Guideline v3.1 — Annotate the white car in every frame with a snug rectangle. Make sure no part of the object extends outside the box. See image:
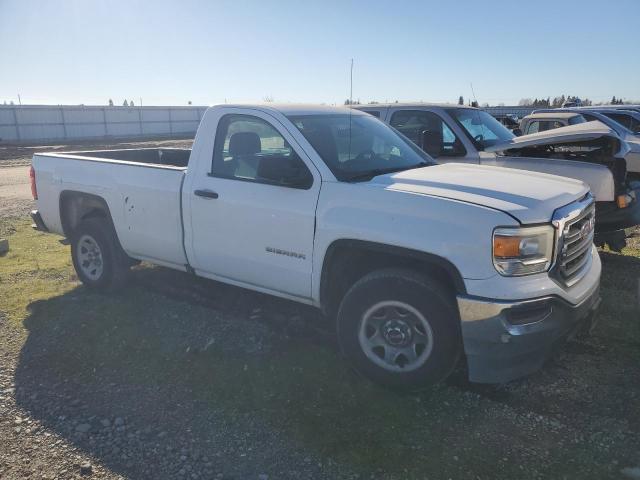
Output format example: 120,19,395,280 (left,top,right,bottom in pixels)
30,104,601,389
